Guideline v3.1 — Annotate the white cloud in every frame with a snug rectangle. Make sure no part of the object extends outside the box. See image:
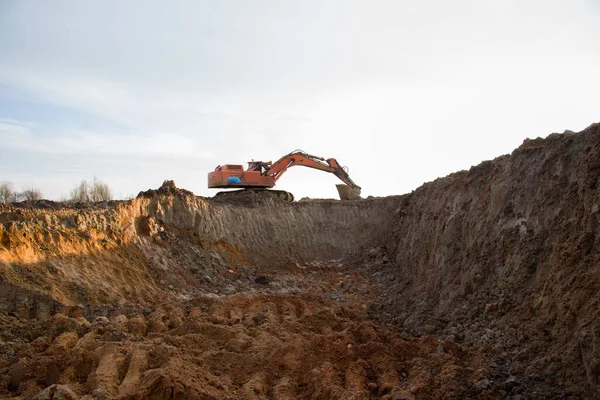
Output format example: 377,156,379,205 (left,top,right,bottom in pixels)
0,118,35,135
0,118,212,158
